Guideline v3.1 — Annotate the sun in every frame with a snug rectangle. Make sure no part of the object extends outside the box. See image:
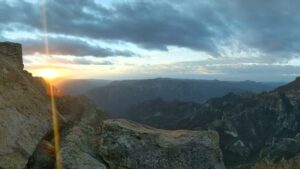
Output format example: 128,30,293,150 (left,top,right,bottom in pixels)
36,69,60,81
